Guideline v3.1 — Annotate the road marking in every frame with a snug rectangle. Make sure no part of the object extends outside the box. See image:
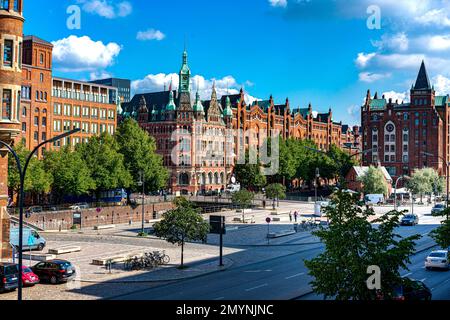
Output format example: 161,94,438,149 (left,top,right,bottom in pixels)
214,297,224,300
285,273,305,280
245,283,268,292
244,270,272,273
420,278,427,282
